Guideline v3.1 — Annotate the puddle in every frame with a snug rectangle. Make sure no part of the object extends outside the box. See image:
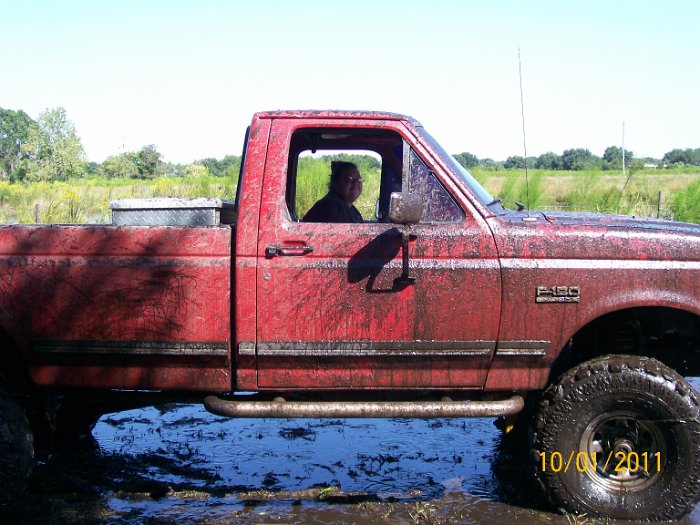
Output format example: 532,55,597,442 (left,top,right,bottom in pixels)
7,387,700,524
